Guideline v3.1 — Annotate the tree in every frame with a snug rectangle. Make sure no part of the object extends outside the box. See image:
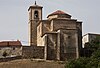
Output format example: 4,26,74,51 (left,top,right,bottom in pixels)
86,58,100,68
65,37,100,68
83,37,100,57
65,57,90,68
